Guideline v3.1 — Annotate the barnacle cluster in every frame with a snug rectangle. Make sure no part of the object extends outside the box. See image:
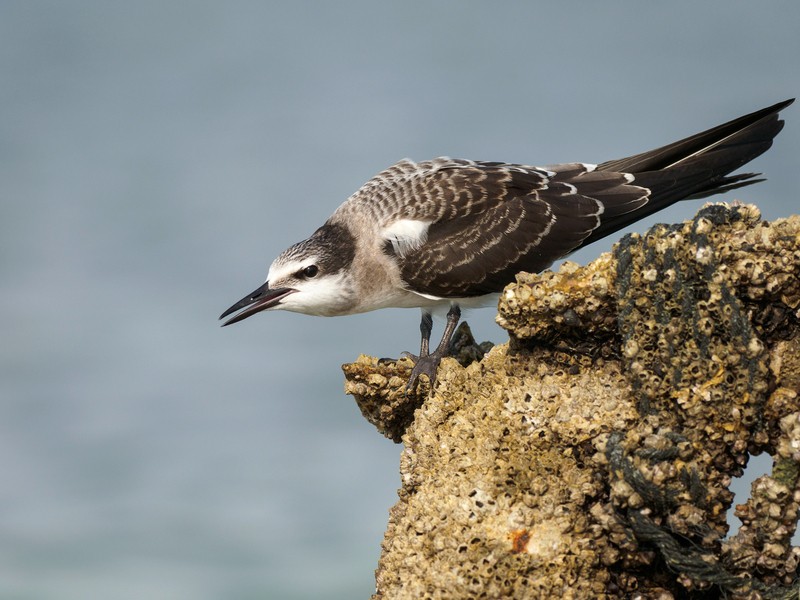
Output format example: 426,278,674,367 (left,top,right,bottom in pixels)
343,322,492,442
496,254,618,347
342,204,800,599
342,354,425,442
375,345,637,598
